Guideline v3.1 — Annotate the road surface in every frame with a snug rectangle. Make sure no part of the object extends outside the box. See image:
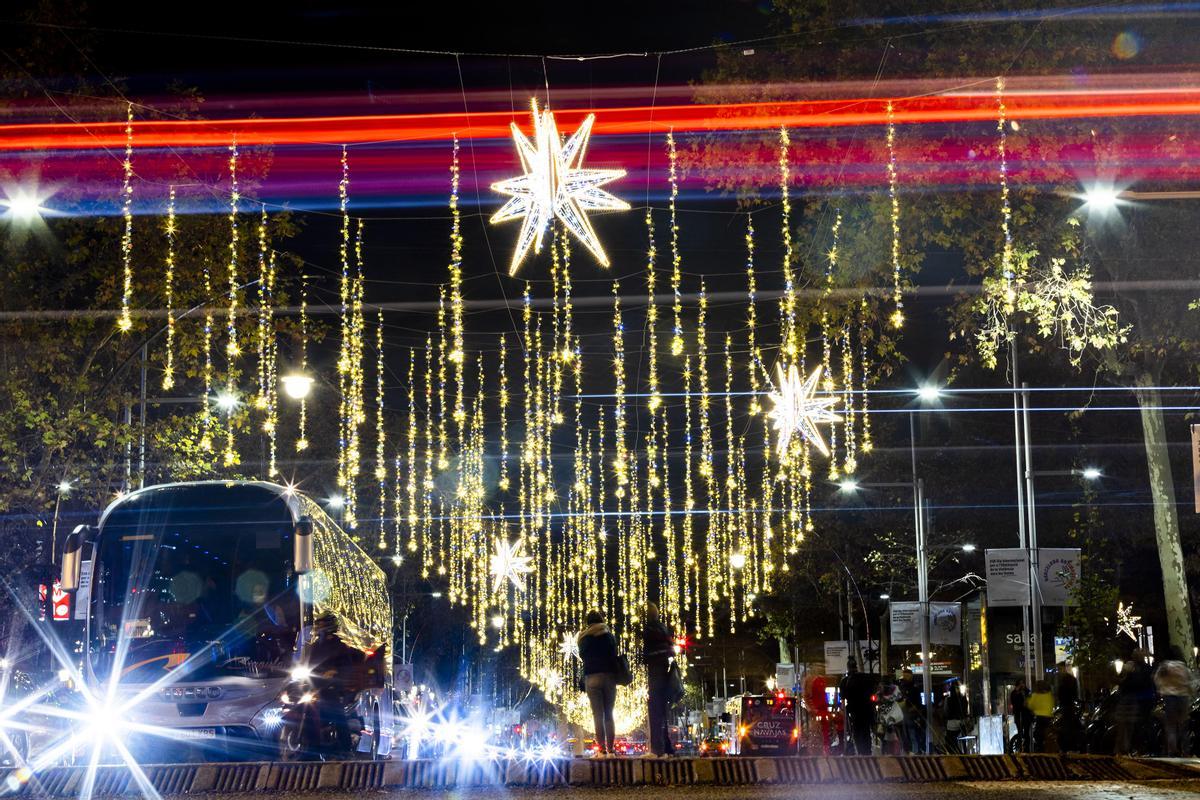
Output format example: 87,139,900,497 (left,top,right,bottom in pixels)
227,781,1200,800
